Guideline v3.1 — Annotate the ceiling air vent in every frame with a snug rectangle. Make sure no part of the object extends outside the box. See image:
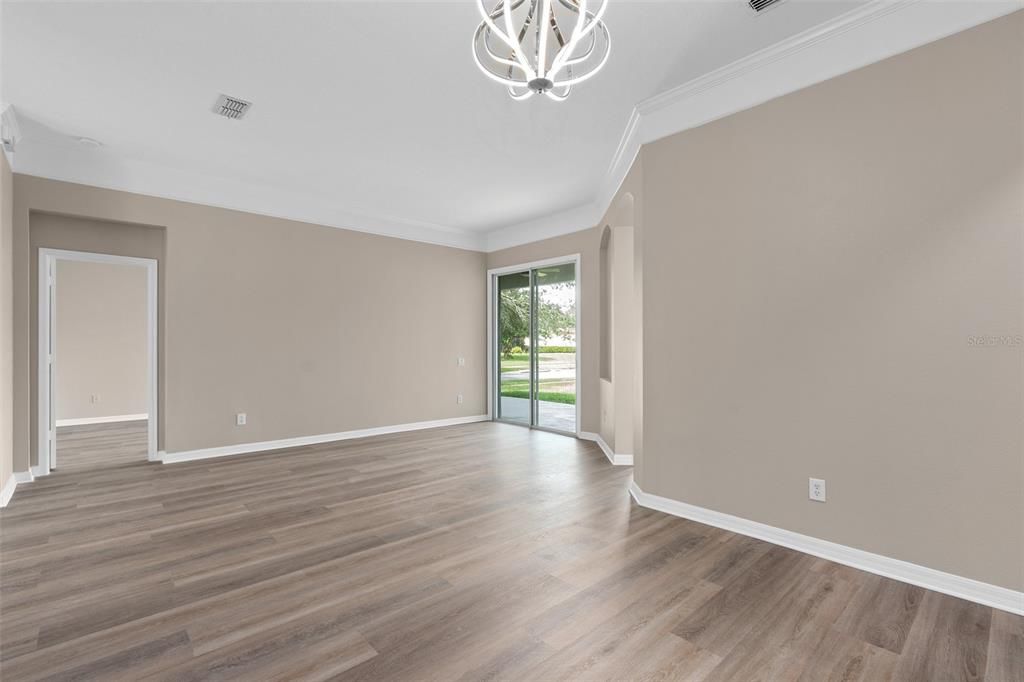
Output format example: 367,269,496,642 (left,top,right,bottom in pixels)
748,0,785,13
212,94,252,120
